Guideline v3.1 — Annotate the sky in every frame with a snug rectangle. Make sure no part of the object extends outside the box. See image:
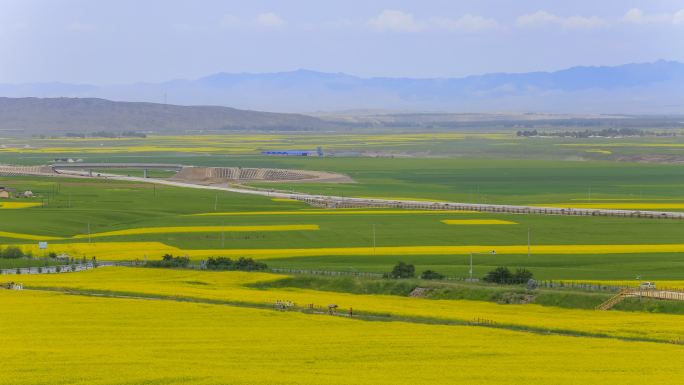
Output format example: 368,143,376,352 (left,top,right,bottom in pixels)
0,0,683,84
